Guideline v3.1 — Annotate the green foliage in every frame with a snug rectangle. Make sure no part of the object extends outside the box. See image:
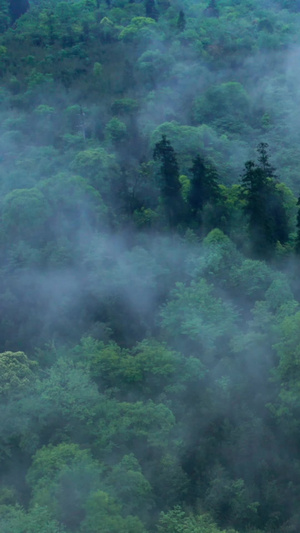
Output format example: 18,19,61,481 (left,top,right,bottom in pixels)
188,155,220,217
1,1,300,532
118,16,157,42
273,311,300,384
27,443,102,528
177,10,186,32
80,490,147,533
0,0,10,33
137,49,172,84
157,506,237,532
241,144,289,256
84,336,202,397
0,505,65,533
71,147,118,194
295,196,300,253
111,98,139,115
105,117,127,143
145,0,158,21
160,279,237,354
92,61,103,77
229,259,274,299
106,454,153,516
153,135,184,225
0,351,36,399
1,188,50,243
193,82,250,133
